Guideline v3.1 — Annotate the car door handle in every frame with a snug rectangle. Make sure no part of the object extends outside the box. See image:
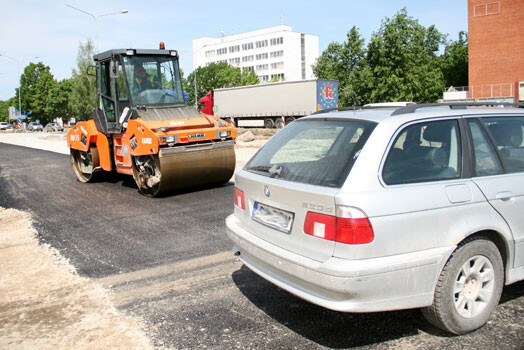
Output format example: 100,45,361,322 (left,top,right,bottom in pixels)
495,191,514,201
